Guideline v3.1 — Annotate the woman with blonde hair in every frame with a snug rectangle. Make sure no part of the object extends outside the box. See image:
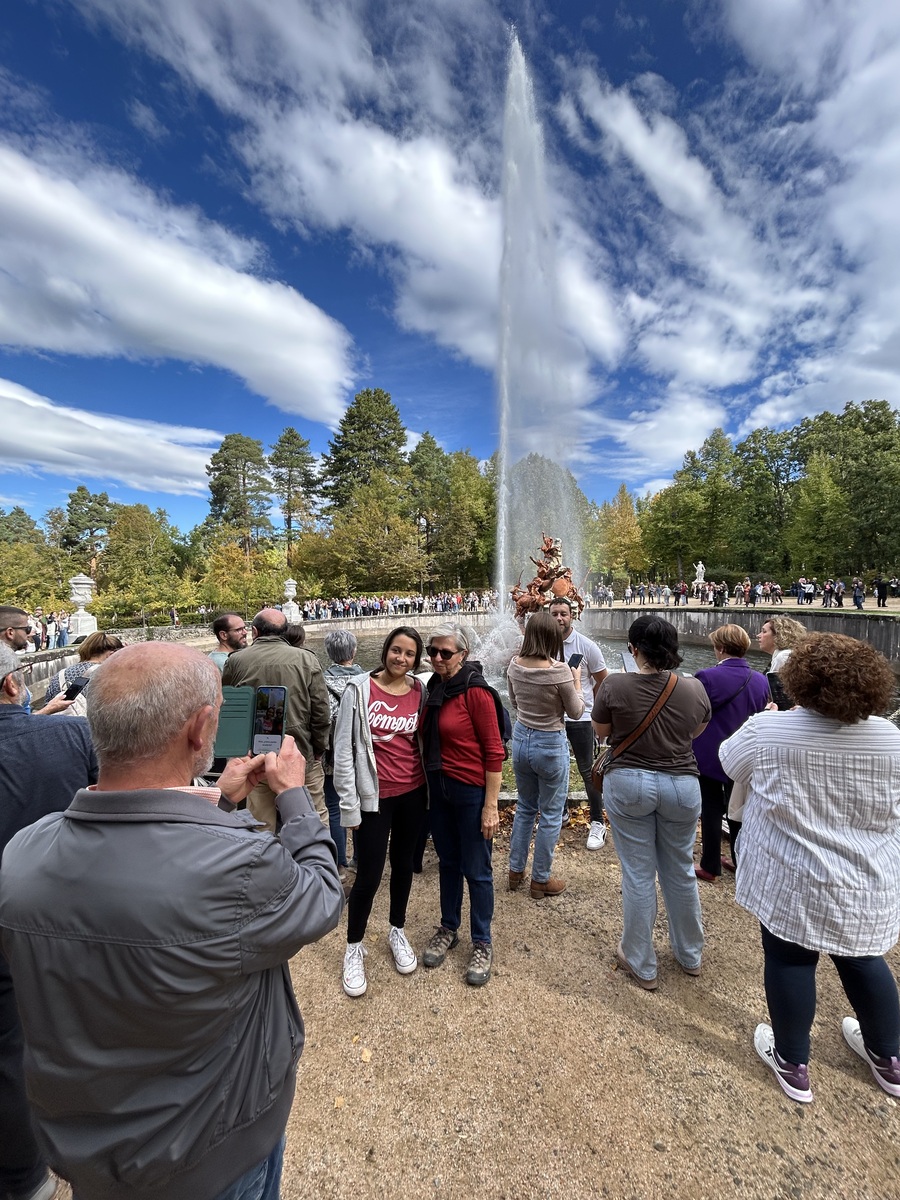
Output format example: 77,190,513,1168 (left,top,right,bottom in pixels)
692,624,769,881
